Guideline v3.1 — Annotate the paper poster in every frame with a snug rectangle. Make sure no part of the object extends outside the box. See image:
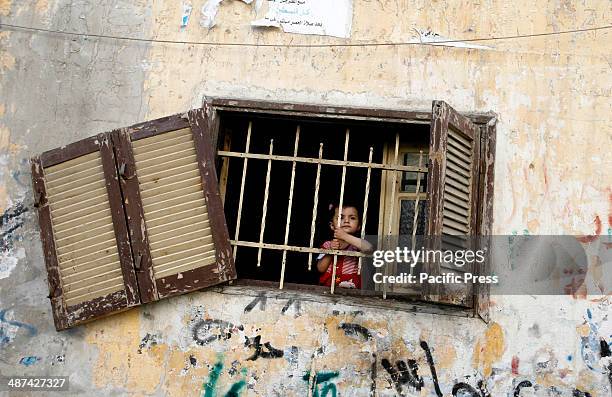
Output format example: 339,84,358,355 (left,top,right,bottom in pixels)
252,0,353,38
408,29,492,50
180,2,193,29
